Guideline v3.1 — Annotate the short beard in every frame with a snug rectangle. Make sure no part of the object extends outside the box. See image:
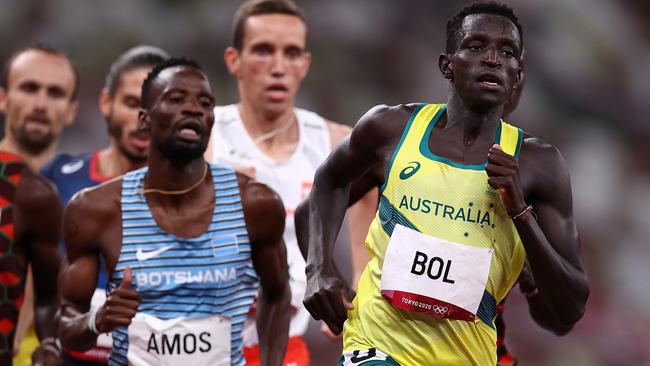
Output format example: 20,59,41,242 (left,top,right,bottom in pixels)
12,124,53,154
107,115,147,164
118,144,148,164
157,137,207,163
